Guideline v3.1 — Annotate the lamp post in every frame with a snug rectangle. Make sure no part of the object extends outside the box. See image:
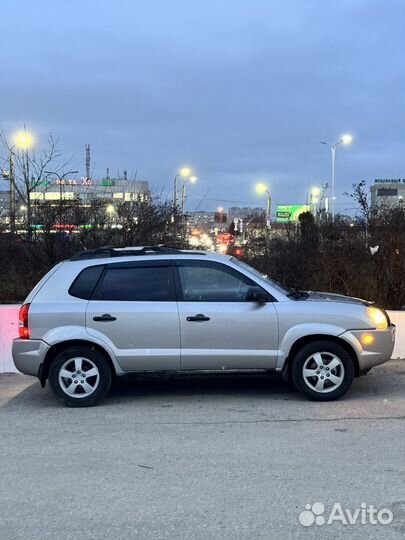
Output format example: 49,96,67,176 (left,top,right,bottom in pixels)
7,130,34,233
256,183,272,229
319,134,352,221
8,153,16,234
181,175,197,214
44,169,79,226
173,167,191,208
